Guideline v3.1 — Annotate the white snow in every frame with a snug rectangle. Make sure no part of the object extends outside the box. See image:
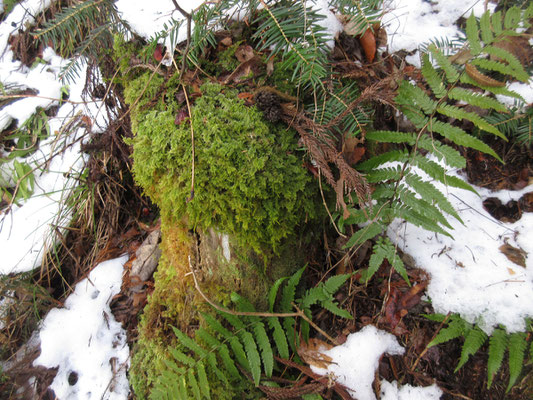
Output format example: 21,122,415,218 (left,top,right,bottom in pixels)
381,380,443,400
496,80,533,107
386,162,533,334
384,0,496,67
310,325,406,400
34,256,130,400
